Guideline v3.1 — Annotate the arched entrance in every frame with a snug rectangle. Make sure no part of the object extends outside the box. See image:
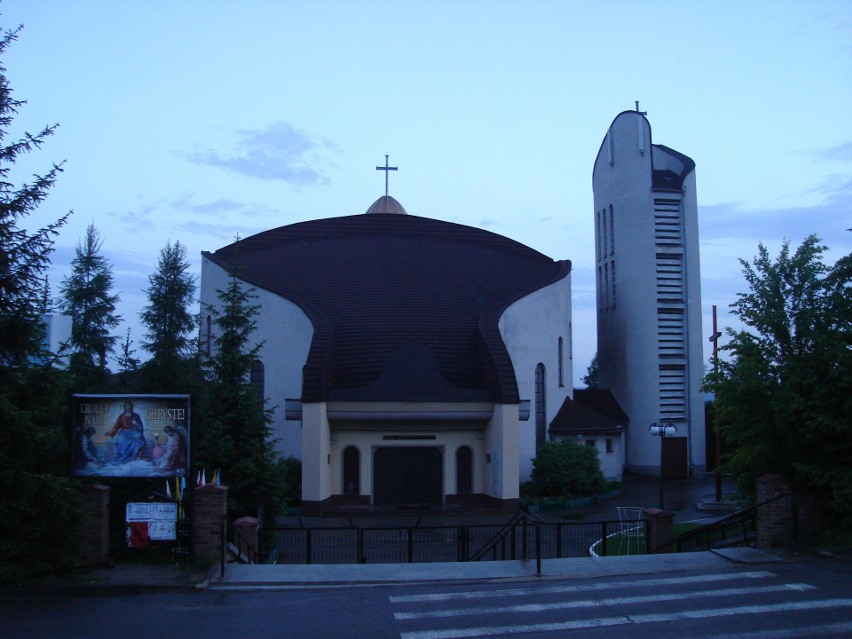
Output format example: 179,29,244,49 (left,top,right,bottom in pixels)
373,447,443,506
